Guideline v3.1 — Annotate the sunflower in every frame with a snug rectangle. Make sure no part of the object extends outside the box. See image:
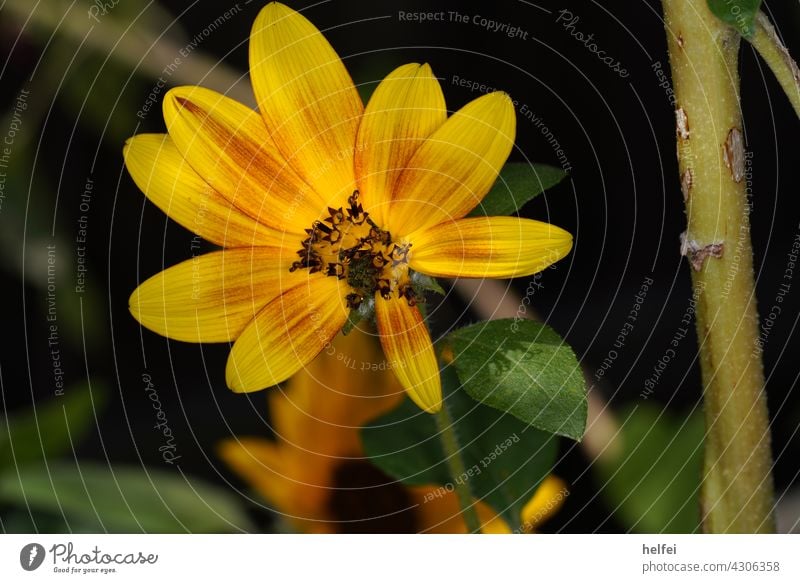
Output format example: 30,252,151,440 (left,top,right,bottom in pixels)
218,328,565,533
125,2,572,413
